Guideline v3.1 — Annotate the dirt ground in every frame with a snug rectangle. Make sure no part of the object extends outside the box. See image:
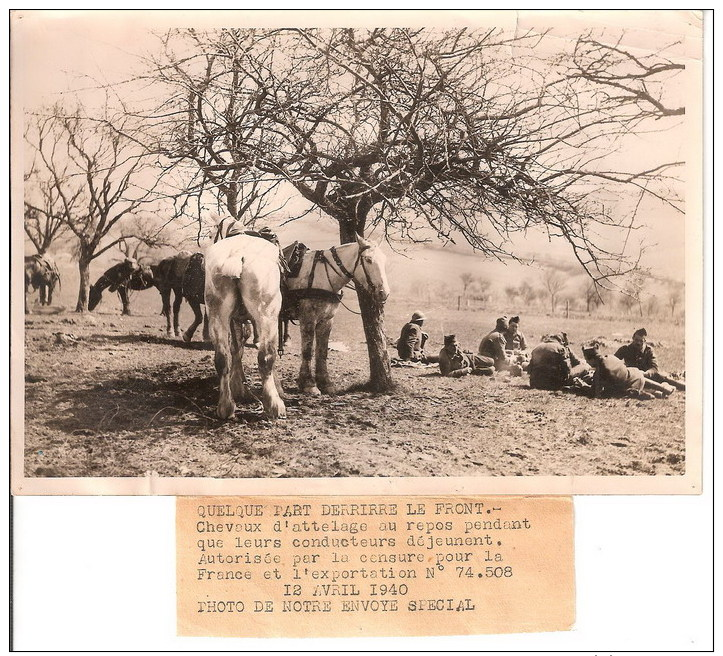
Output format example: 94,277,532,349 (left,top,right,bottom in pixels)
22,292,686,479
